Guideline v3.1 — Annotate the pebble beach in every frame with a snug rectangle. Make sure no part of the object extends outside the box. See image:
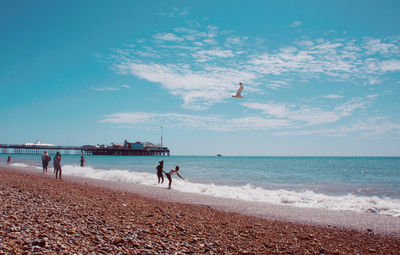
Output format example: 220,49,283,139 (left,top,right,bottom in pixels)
1,166,399,254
